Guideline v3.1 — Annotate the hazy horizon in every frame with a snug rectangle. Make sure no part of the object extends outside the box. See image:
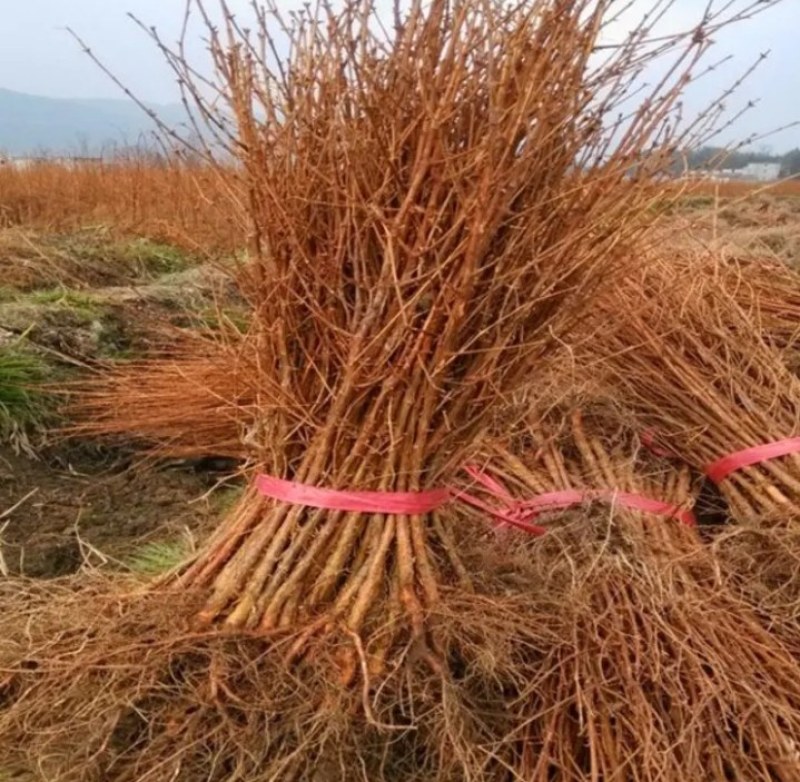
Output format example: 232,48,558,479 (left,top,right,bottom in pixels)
2,1,798,152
